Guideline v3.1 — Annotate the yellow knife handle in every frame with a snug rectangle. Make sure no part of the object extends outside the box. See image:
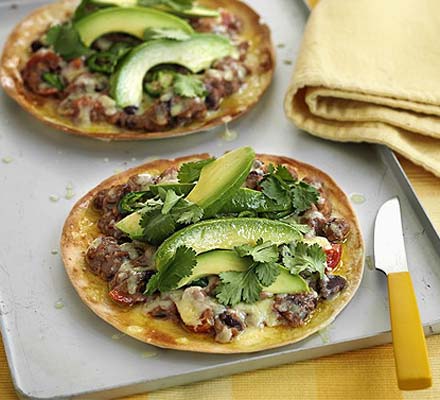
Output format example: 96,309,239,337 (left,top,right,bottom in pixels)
388,271,432,390
308,0,320,7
